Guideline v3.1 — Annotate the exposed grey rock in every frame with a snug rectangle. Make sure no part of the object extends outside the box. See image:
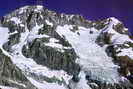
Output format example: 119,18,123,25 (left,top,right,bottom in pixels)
0,49,37,89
